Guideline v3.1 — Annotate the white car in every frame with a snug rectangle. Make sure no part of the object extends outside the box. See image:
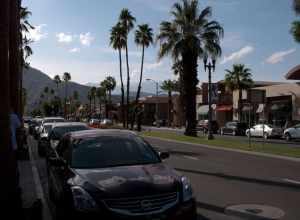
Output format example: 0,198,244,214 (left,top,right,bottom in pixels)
284,124,300,141
246,124,283,139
